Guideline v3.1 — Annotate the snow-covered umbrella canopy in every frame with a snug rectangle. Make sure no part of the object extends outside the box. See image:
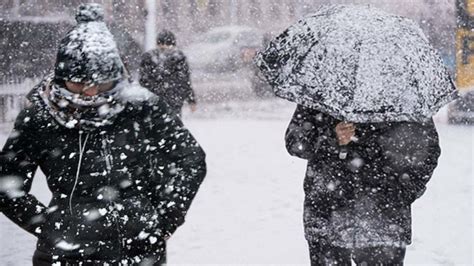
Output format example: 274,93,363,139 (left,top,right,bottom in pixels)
255,4,458,123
